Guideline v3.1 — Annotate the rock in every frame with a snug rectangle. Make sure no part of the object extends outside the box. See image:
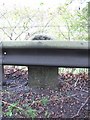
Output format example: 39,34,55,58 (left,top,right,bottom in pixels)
32,35,53,40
